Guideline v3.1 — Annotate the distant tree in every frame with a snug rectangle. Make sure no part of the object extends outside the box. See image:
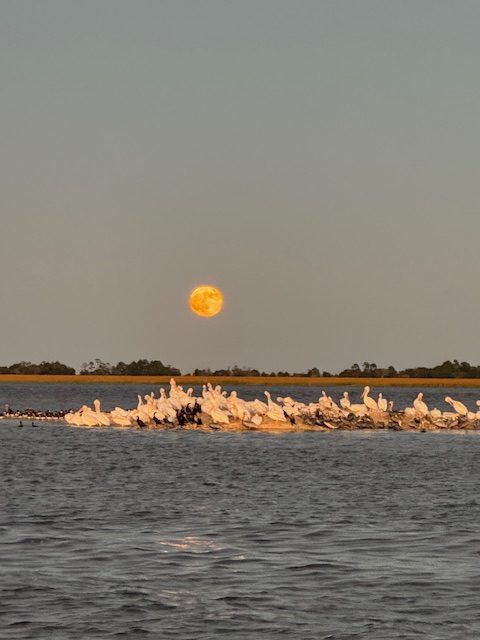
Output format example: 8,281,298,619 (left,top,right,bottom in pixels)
80,359,180,376
80,359,113,375
37,361,76,375
123,359,180,376
339,363,361,377
112,361,128,375
193,368,212,376
4,360,75,375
